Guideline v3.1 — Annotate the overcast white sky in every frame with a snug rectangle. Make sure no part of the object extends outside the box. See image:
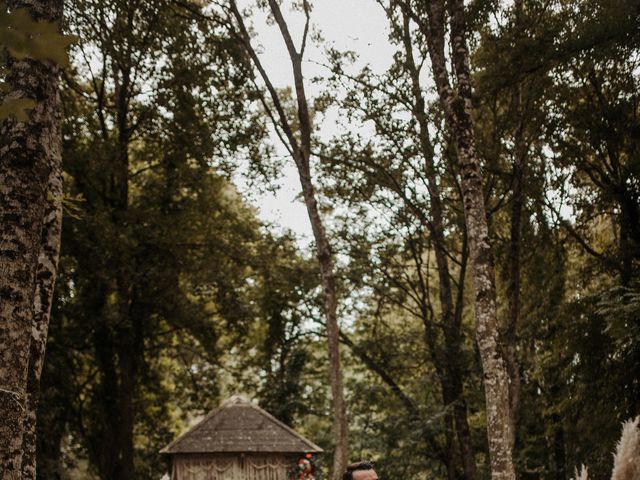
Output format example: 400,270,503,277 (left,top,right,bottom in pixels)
233,0,396,243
